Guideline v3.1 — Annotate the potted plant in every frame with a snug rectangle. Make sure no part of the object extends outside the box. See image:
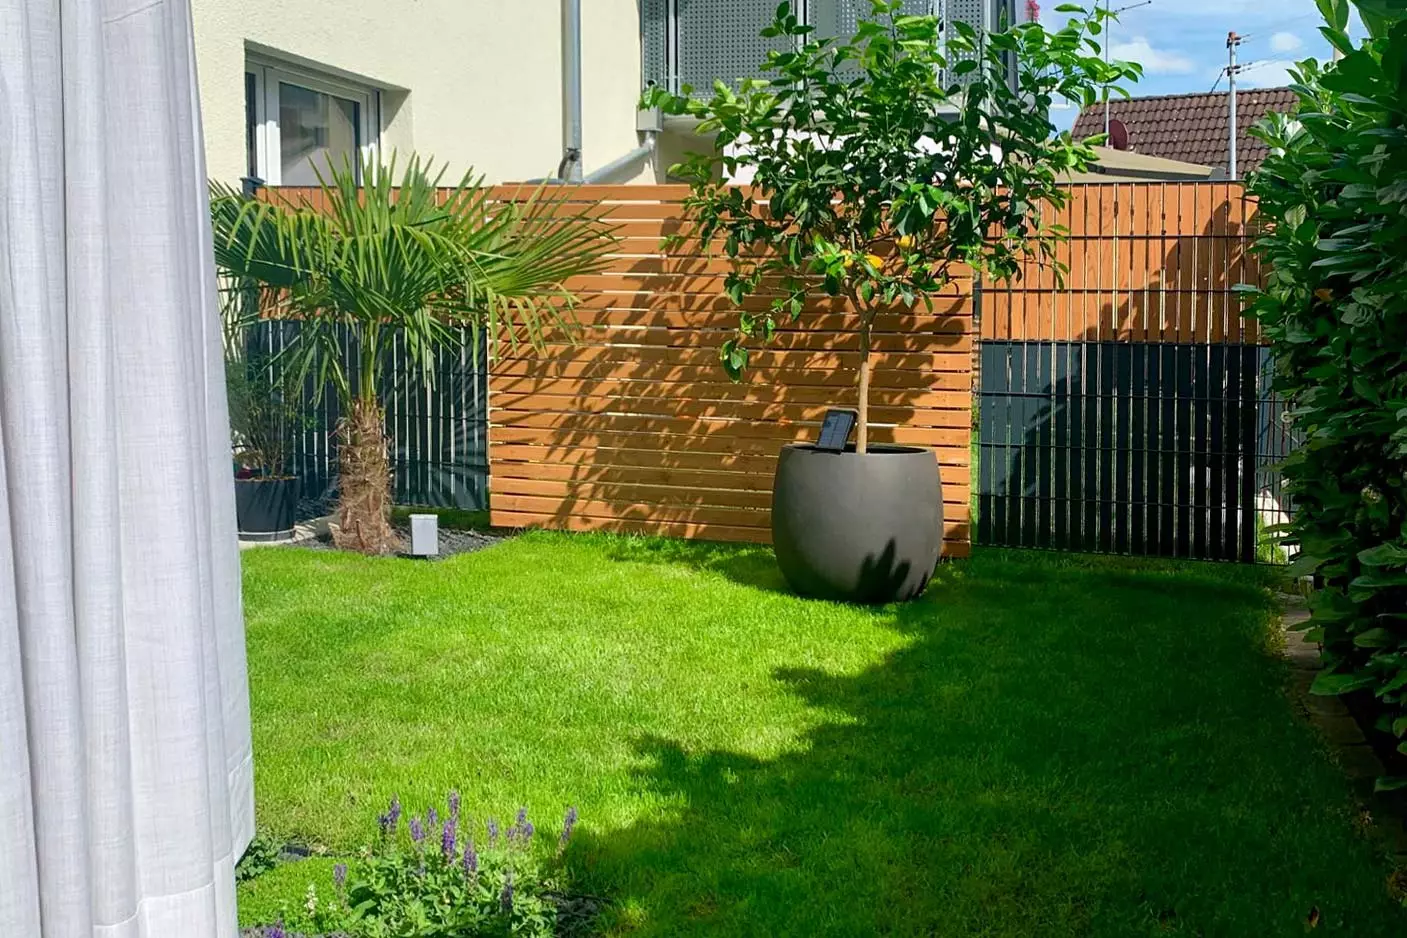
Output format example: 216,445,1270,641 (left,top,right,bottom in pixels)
211,155,616,554
226,351,303,540
644,1,1134,602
